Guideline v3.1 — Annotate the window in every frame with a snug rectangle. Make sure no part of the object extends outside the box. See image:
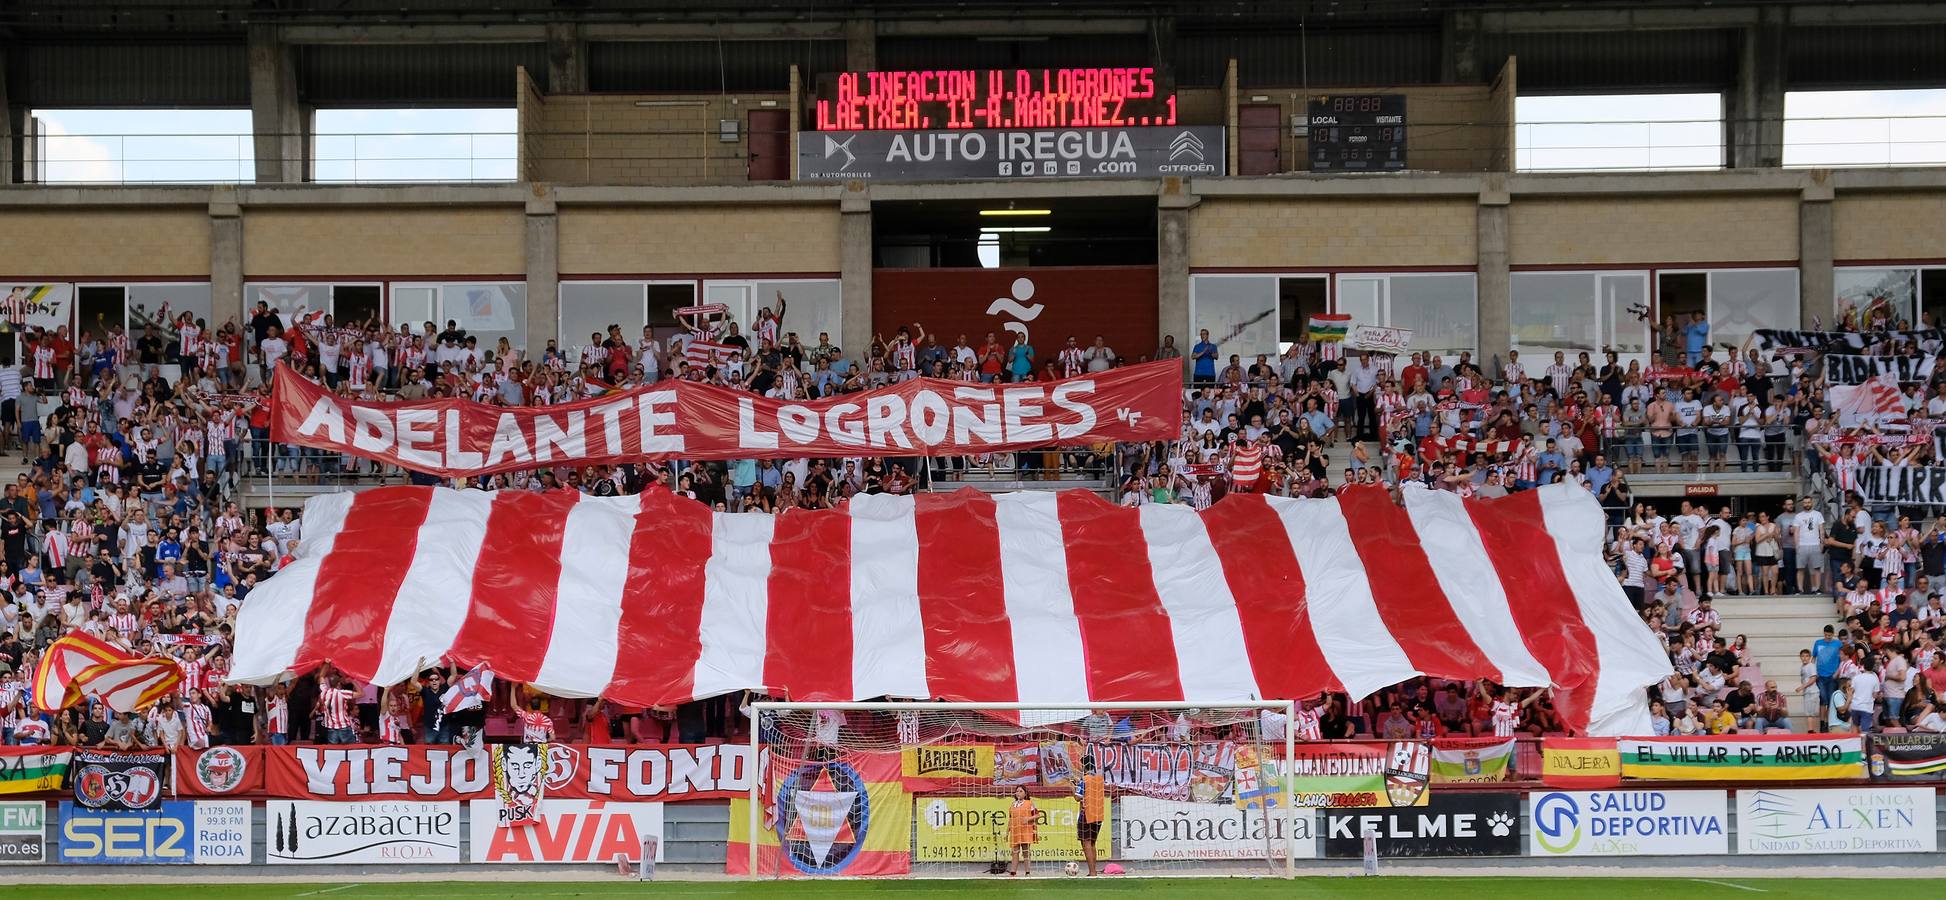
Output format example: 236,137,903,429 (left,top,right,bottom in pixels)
1335,273,1478,358
30,109,253,184
1835,268,1921,327
1786,89,1946,168
1512,271,1650,363
561,282,655,354
1516,93,1723,172
312,108,517,183
1188,276,1280,367
391,282,529,352
1705,269,1798,350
